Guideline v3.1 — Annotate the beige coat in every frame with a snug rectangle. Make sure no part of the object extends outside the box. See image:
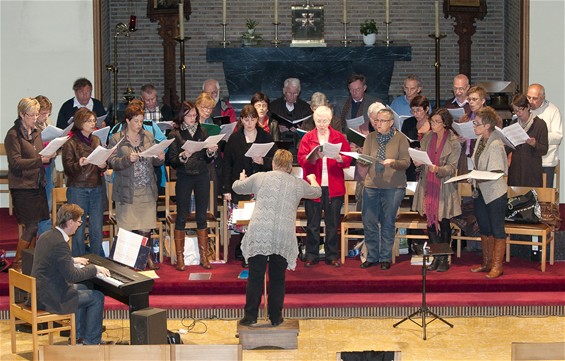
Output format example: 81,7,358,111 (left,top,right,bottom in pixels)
413,130,462,220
